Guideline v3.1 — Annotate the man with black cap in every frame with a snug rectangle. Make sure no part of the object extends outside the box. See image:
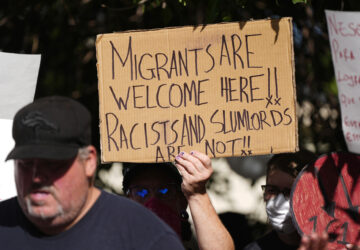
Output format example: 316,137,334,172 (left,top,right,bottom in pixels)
0,96,184,249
